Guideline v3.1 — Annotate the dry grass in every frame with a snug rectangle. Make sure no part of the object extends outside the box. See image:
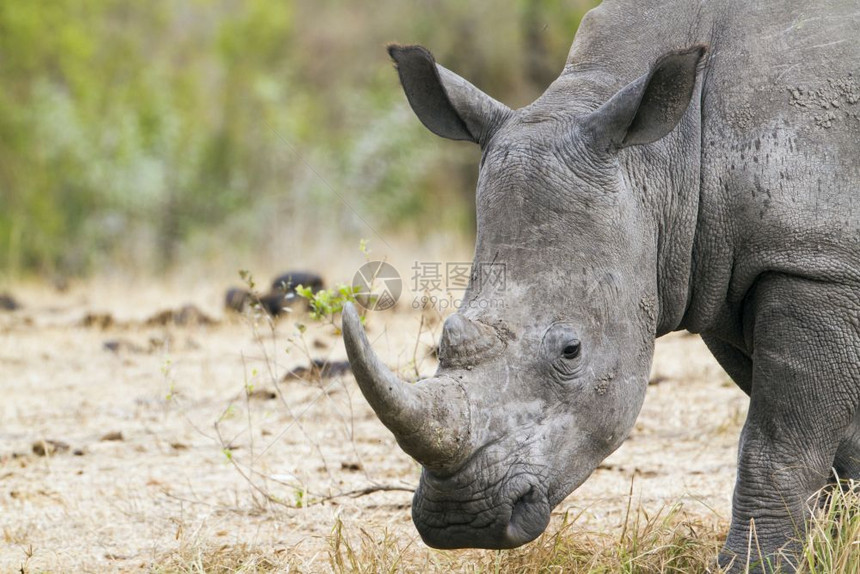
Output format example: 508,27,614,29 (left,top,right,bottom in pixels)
326,503,725,574
151,542,292,574
46,491,860,574
321,487,860,574
796,480,860,573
